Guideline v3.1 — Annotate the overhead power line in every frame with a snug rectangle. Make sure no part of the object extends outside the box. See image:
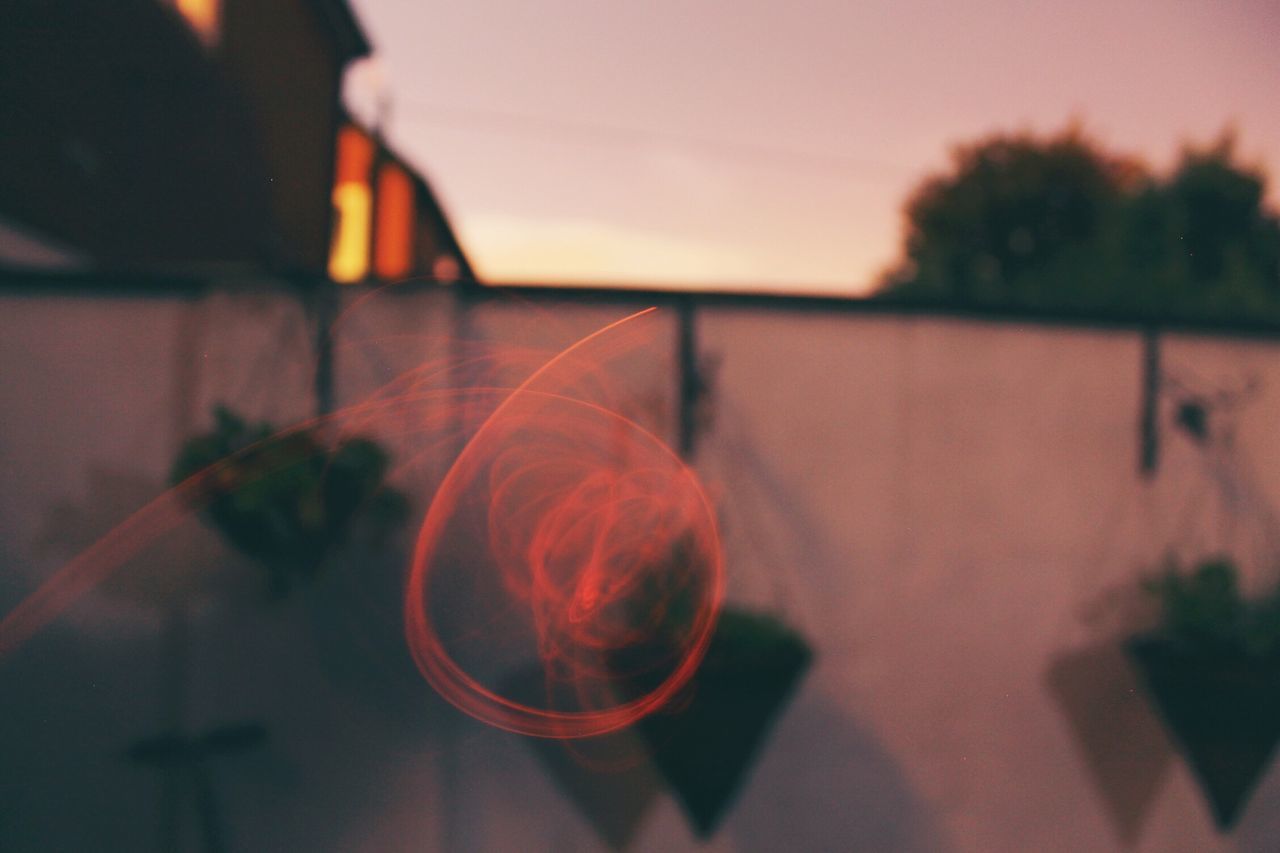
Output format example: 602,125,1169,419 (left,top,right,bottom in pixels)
391,99,909,178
